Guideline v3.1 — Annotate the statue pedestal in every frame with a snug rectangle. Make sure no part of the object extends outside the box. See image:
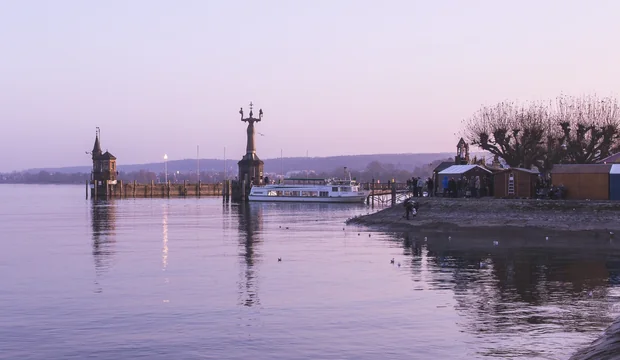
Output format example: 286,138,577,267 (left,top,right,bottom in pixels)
238,154,264,186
